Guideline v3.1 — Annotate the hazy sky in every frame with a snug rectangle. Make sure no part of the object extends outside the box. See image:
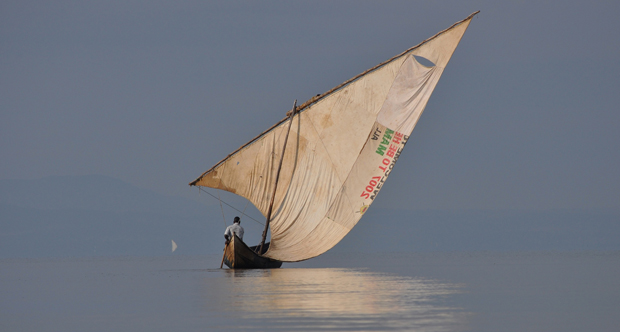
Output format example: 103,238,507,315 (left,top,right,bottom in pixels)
2,1,619,212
